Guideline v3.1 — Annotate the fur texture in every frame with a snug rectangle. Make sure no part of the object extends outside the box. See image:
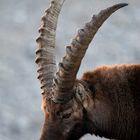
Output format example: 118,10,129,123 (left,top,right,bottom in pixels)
40,64,140,140
81,64,140,140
